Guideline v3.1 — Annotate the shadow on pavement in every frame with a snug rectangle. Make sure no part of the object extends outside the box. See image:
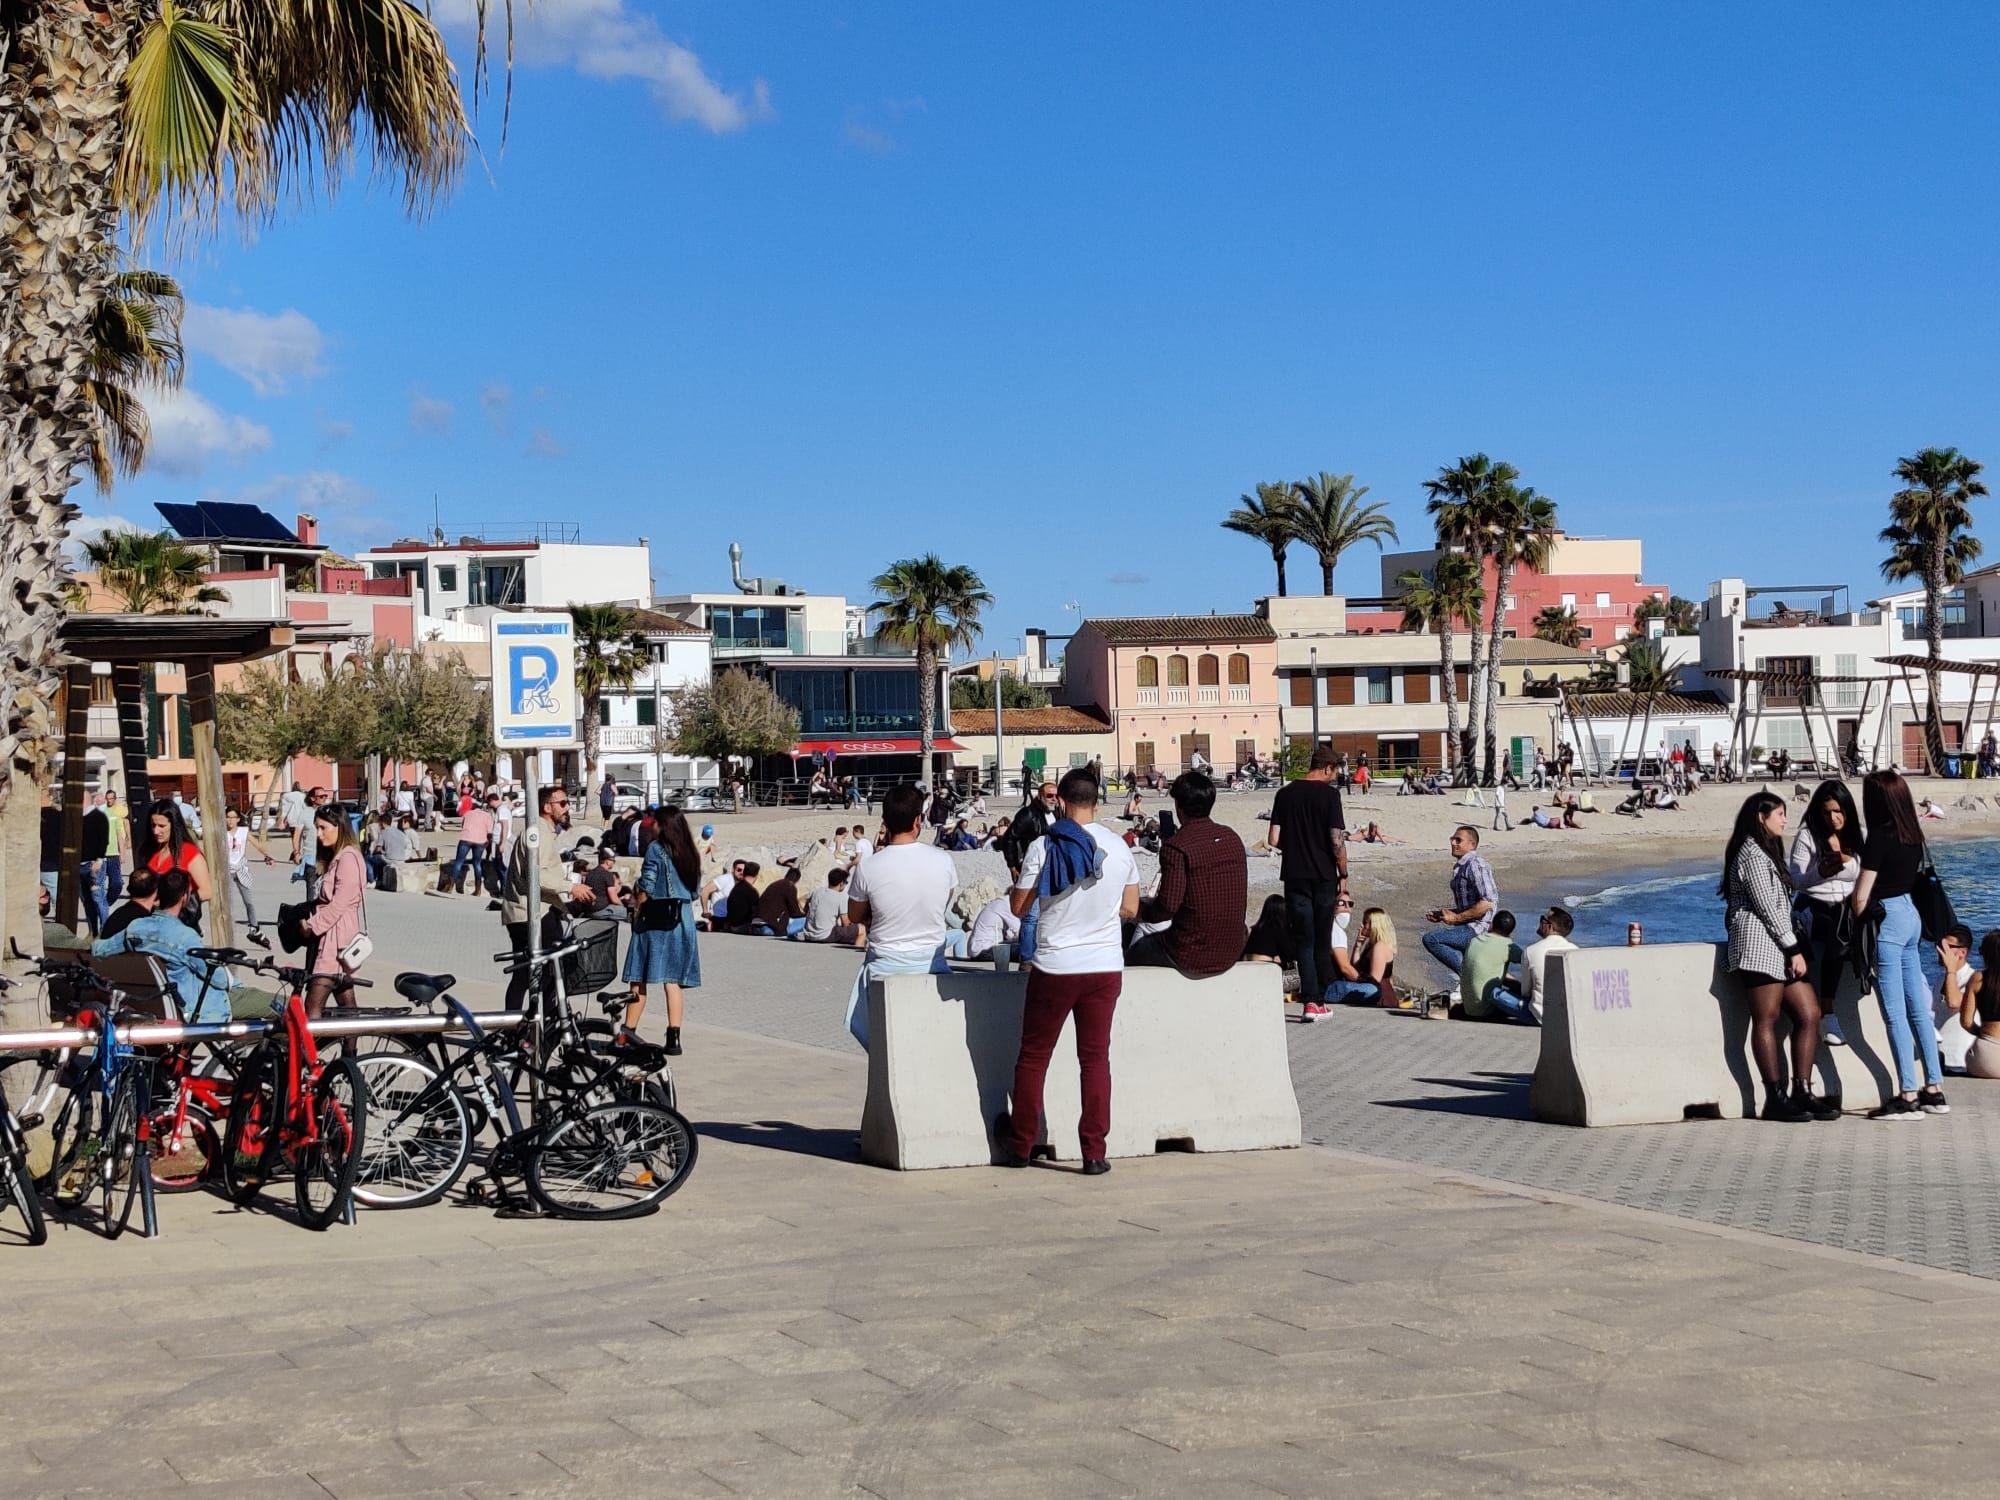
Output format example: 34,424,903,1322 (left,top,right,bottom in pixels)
698,1119,861,1162
1371,1071,1532,1119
